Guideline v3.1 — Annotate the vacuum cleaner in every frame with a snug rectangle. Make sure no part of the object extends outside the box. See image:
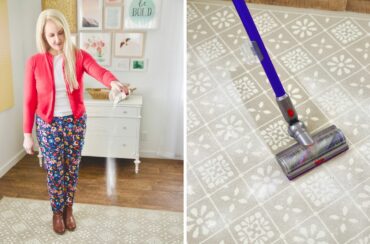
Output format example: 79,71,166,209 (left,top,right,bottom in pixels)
232,0,349,180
